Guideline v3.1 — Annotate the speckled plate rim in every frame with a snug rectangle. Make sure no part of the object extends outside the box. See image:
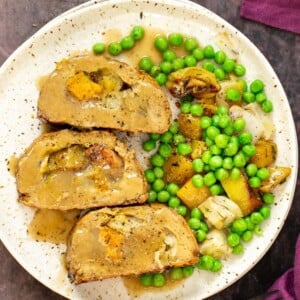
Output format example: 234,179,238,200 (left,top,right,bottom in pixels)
0,0,298,299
